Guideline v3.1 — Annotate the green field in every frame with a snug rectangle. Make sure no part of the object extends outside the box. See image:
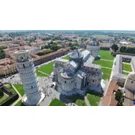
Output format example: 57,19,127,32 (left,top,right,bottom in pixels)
75,99,87,106
94,59,113,68
15,100,23,106
36,61,55,77
87,94,101,106
49,98,66,106
0,93,8,102
101,68,112,80
4,84,17,94
13,84,24,96
99,50,114,60
122,63,132,72
62,55,70,60
123,71,129,75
